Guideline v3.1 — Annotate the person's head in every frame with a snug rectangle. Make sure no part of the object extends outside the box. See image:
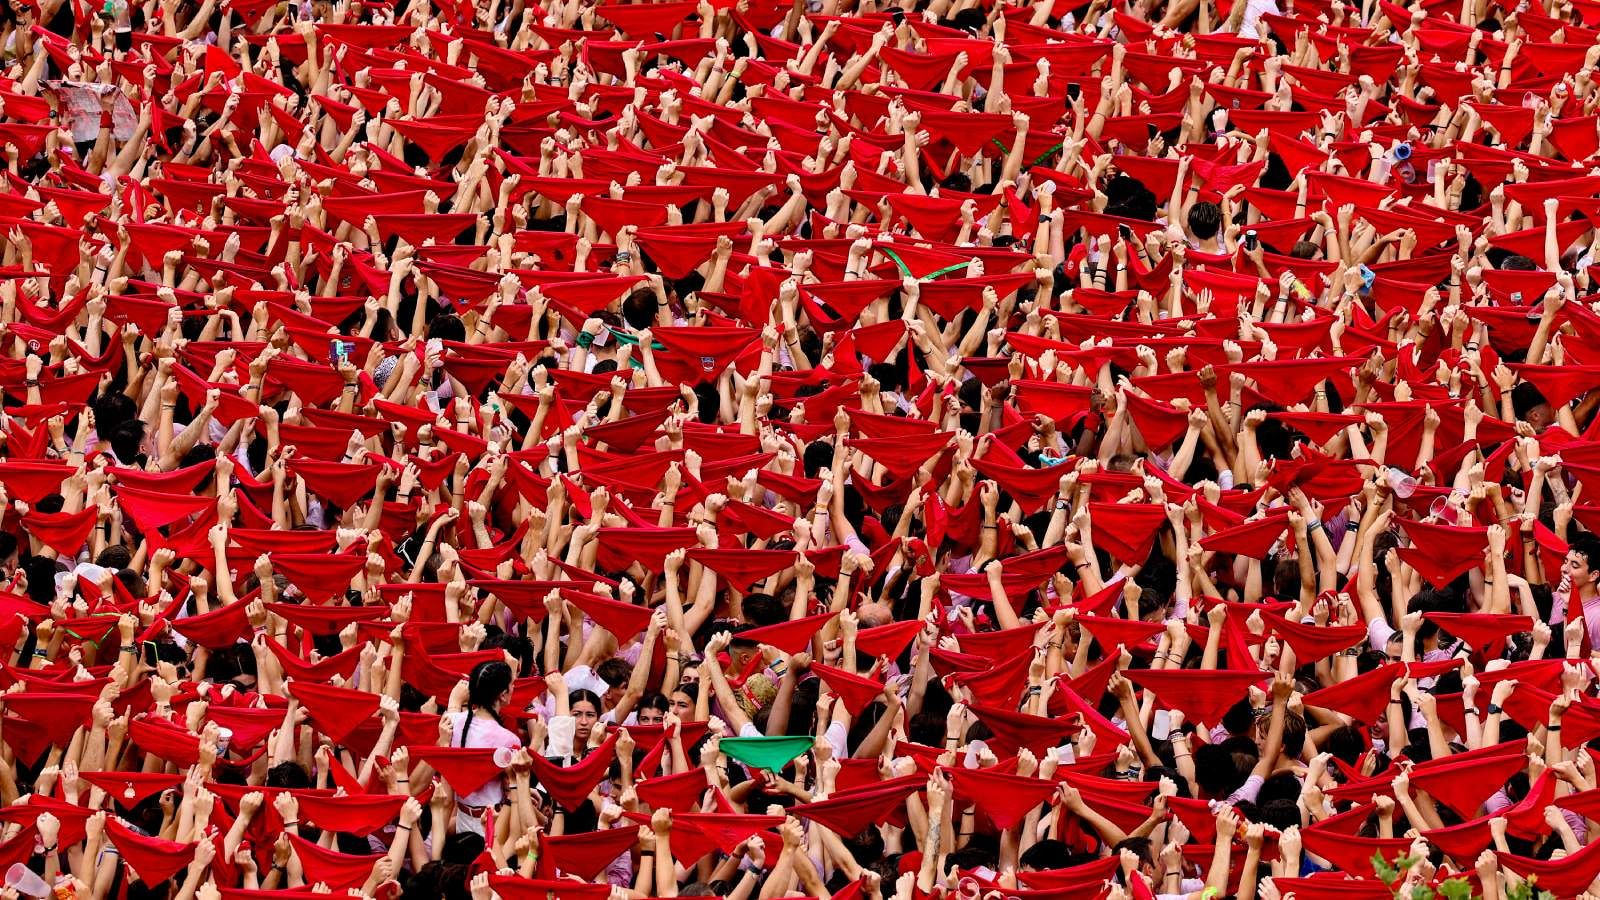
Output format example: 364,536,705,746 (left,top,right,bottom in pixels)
636,692,670,726
1566,533,1600,598
468,660,514,716
857,600,893,628
728,630,761,673
1511,382,1553,431
570,688,603,743
741,593,785,627
109,419,146,465
1186,201,1222,240
595,658,632,709
1019,839,1073,872
669,682,698,720
1192,742,1245,799
622,288,659,331
1111,837,1155,879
